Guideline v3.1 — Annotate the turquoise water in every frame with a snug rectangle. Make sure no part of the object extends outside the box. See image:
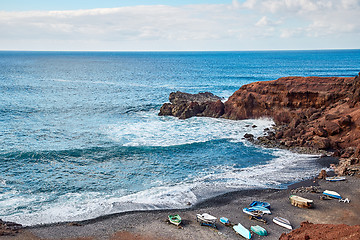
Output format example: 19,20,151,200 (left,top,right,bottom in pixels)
1,50,359,225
